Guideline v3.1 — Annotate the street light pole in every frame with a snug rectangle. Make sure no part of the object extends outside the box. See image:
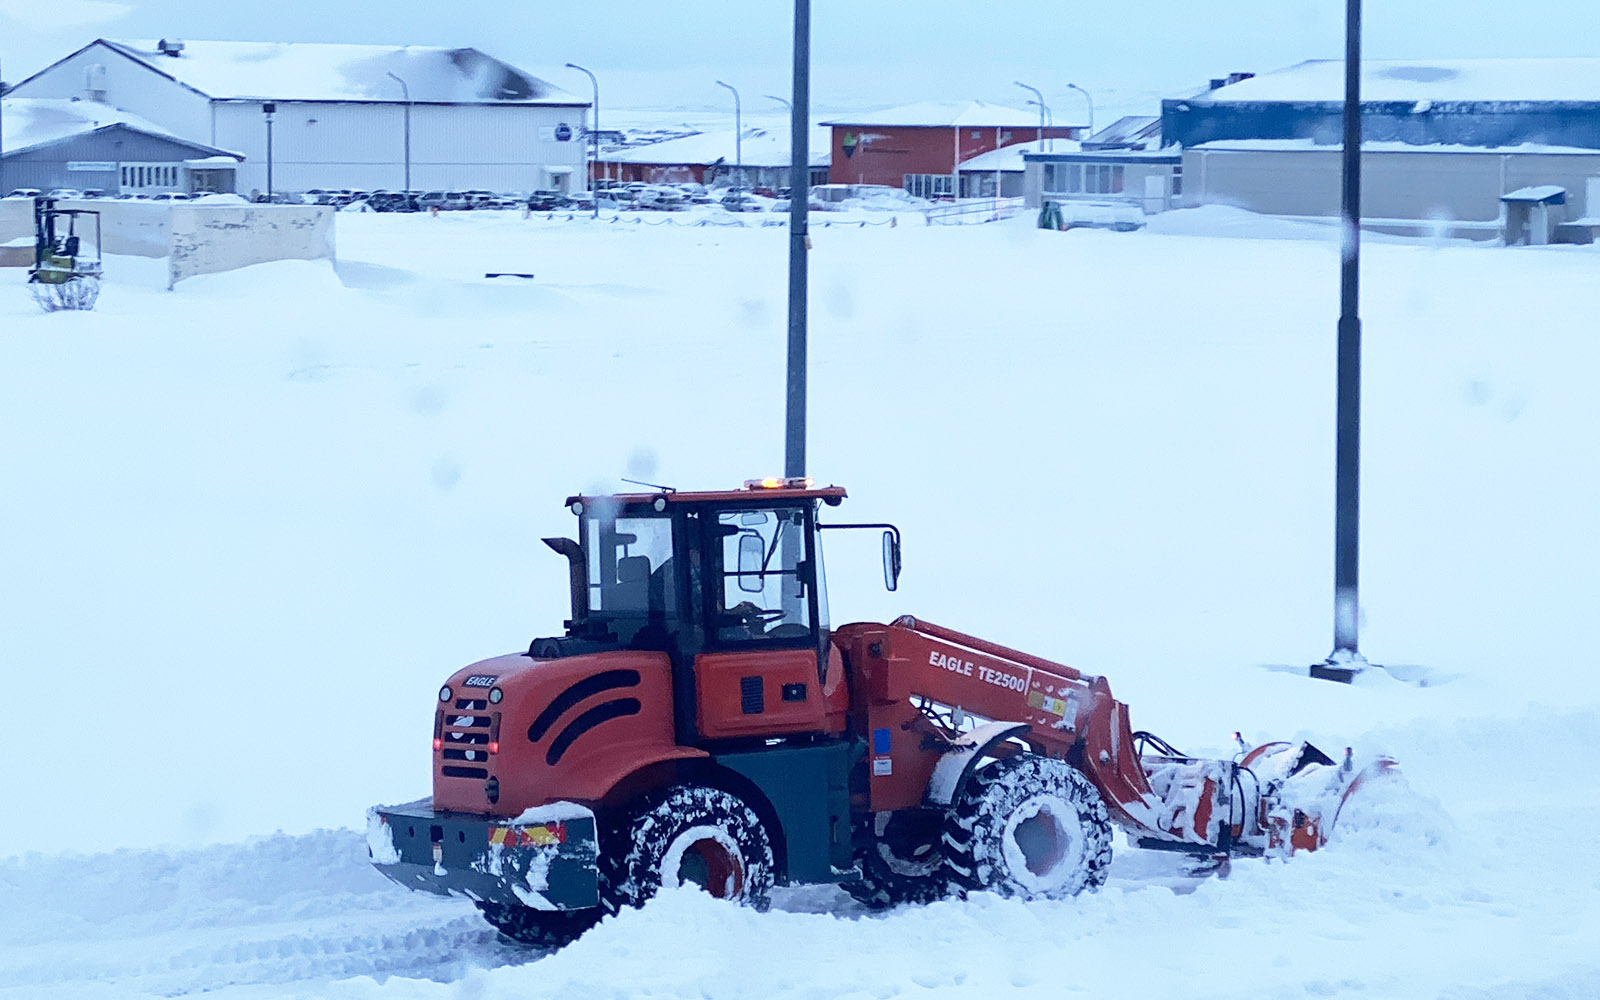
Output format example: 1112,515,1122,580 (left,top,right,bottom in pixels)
566,63,600,219
385,72,411,194
1066,82,1094,137
1025,99,1053,152
263,102,276,200
1015,81,1046,152
764,94,792,113
1313,0,1370,683
716,80,742,188
784,0,810,480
